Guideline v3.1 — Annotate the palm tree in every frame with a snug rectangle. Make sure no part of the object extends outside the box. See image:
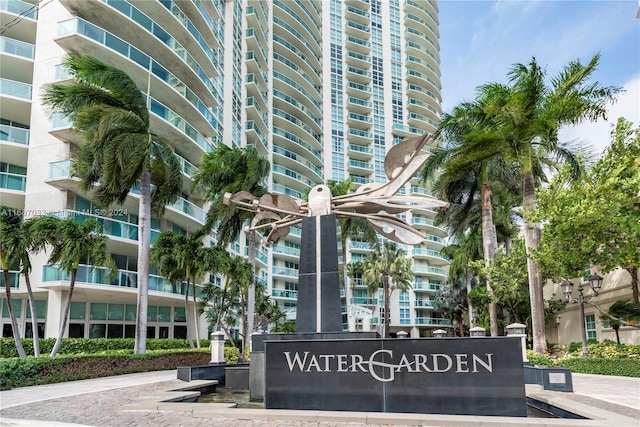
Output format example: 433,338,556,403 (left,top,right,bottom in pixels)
420,94,522,336
32,216,115,357
0,206,27,358
481,55,621,353
192,143,269,352
327,179,378,291
42,54,182,354
433,274,468,337
363,241,414,338
151,231,223,348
